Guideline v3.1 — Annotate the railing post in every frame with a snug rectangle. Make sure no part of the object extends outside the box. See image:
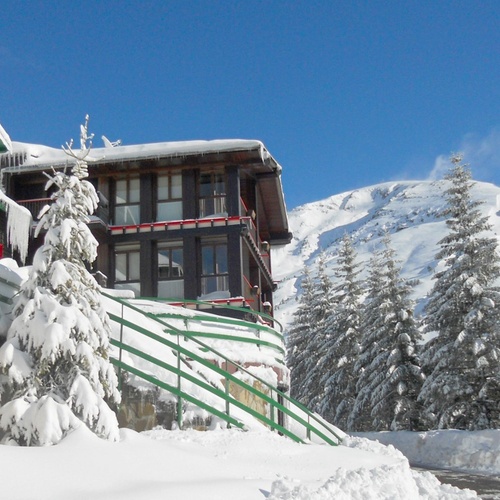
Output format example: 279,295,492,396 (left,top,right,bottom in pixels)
225,359,231,428
270,389,275,432
118,303,124,391
177,334,183,429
